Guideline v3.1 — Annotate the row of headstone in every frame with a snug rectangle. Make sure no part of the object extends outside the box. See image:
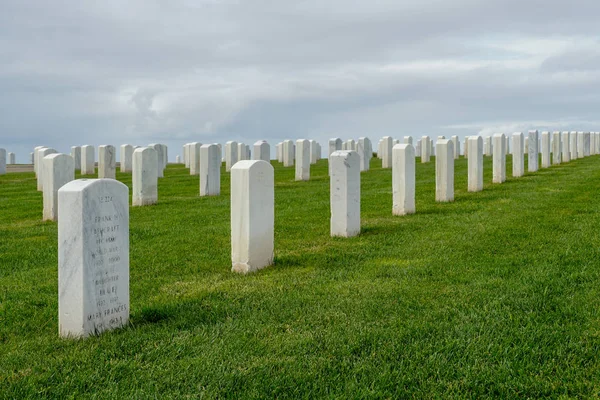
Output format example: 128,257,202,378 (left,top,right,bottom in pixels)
0,151,17,165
